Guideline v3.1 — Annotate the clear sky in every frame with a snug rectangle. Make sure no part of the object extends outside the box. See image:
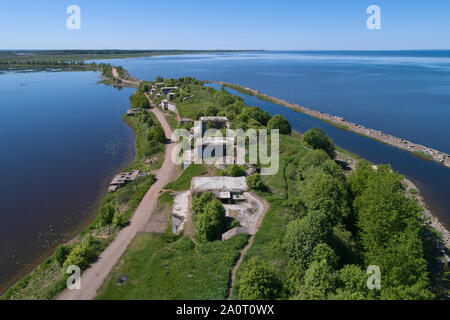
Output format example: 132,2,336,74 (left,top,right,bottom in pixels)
1,0,449,50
